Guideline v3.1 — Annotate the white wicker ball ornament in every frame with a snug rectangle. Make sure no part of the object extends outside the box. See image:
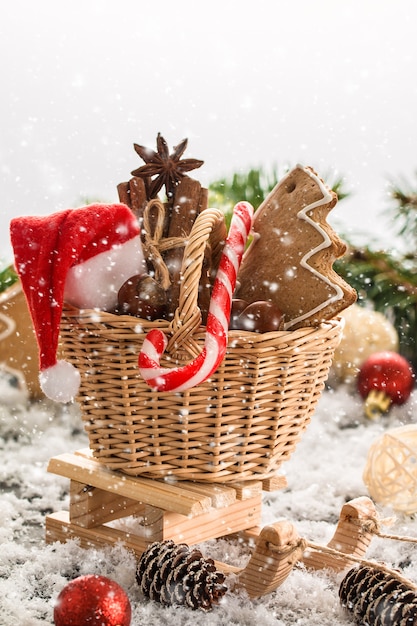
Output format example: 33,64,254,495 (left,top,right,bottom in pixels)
363,425,417,514
331,304,398,384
